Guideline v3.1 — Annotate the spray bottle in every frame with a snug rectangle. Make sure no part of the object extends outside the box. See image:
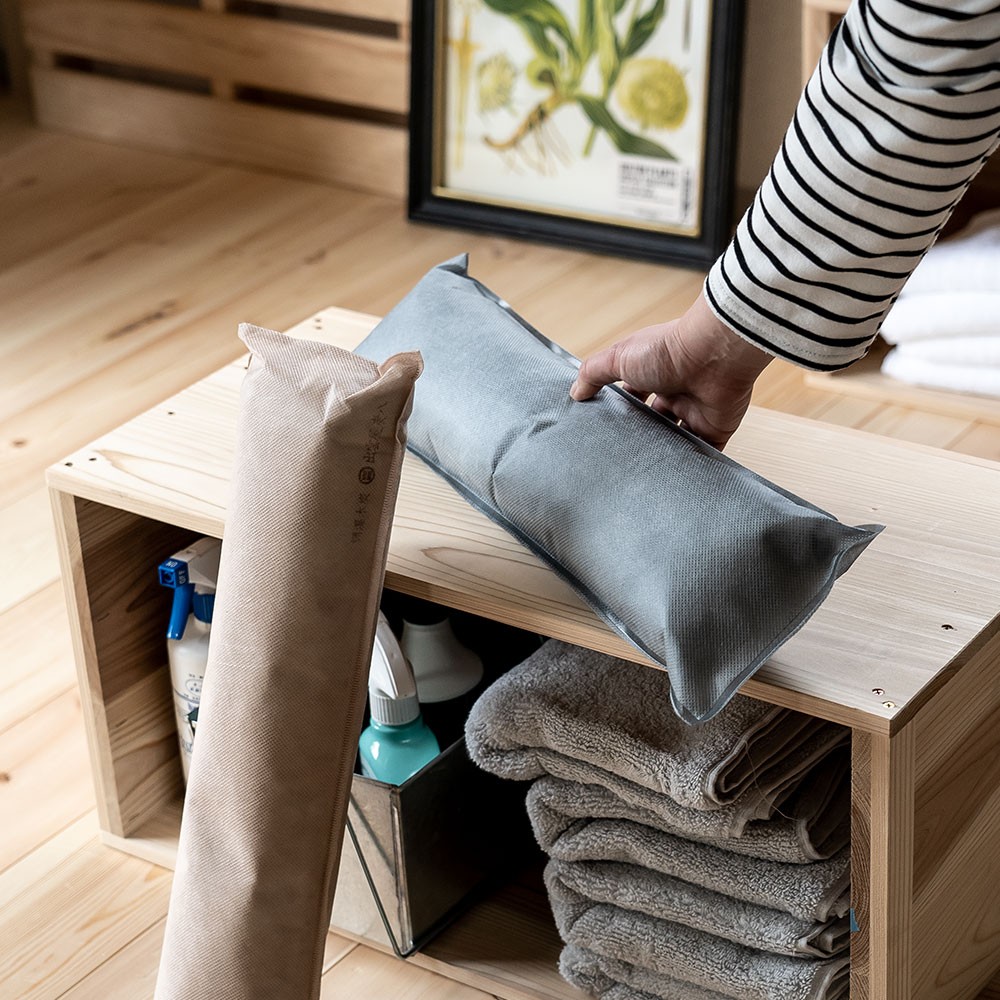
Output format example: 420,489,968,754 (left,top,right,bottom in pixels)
158,537,222,782
359,612,440,785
